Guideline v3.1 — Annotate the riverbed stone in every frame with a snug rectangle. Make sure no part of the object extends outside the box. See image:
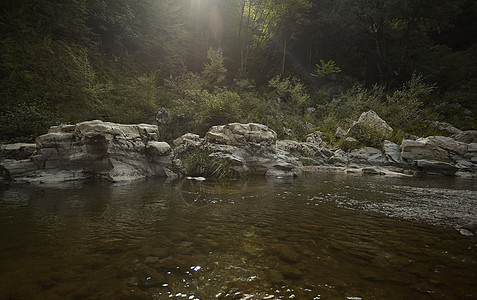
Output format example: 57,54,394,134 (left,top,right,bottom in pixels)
270,244,300,263
362,167,386,175
414,159,457,175
277,264,303,279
